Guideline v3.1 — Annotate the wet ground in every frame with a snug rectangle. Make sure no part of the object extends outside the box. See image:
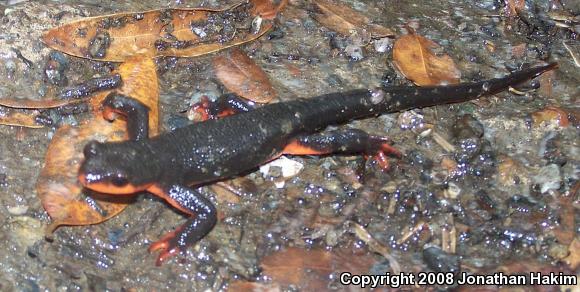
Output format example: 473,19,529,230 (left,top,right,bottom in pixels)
0,0,578,291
